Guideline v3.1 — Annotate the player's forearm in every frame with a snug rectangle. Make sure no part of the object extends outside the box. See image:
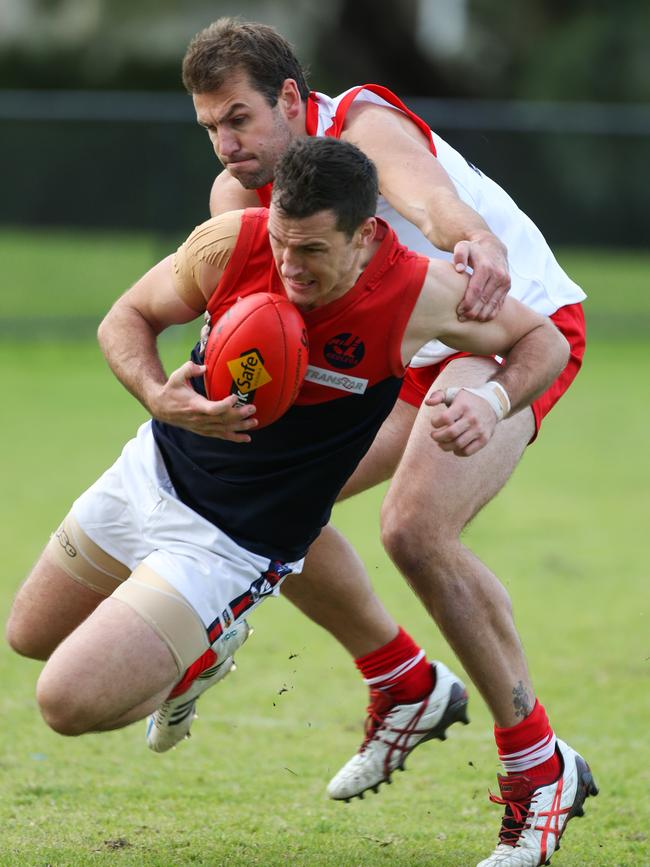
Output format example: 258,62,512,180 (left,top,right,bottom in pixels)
418,187,502,254
491,322,570,416
97,301,167,415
